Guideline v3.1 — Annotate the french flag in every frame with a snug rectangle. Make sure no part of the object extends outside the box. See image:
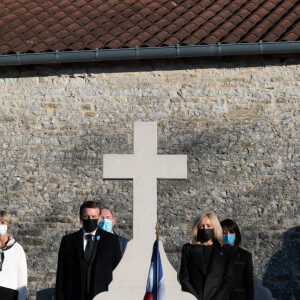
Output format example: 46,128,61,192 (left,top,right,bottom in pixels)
144,239,166,300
